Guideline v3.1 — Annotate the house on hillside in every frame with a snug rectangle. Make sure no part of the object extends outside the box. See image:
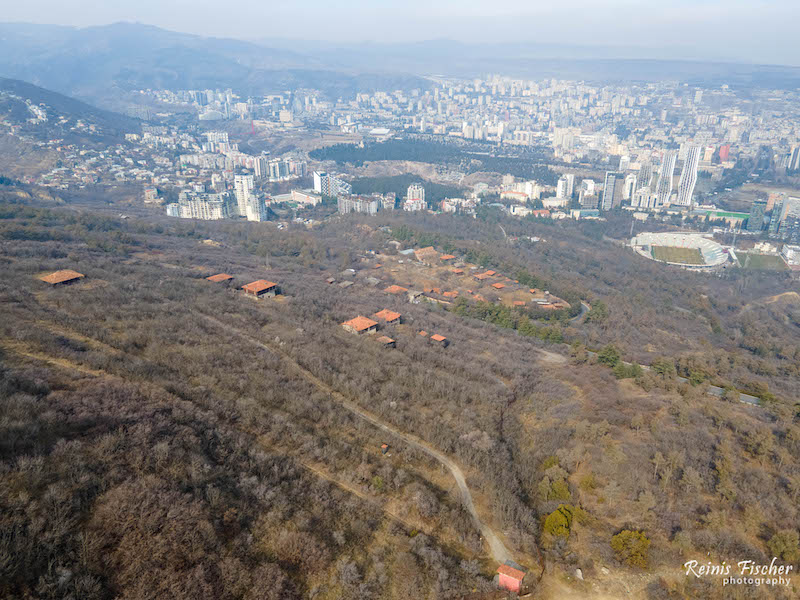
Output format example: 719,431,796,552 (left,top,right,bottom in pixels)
414,246,440,265
373,309,402,325
341,316,378,335
377,335,396,348
38,270,85,286
497,563,526,593
439,254,455,262
384,284,408,295
430,334,448,347
206,273,234,284
242,280,279,298
491,282,506,290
